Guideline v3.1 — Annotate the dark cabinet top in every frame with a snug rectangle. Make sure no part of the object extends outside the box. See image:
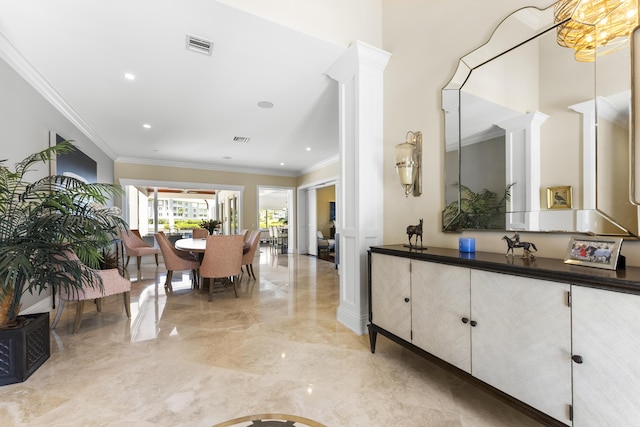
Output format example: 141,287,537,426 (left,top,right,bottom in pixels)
370,245,640,295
